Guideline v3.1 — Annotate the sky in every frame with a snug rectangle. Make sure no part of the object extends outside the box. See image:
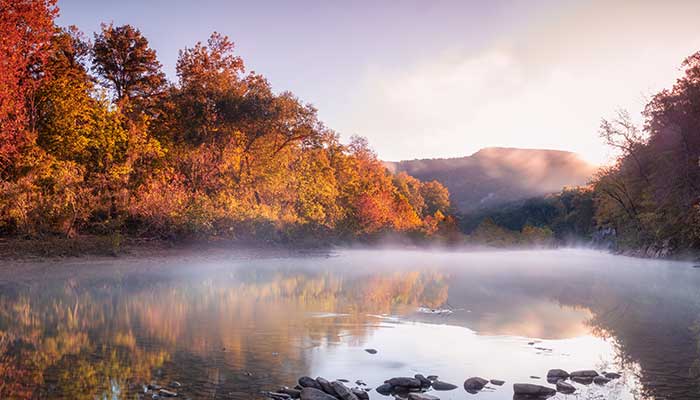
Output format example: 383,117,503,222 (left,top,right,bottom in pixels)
56,0,700,165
